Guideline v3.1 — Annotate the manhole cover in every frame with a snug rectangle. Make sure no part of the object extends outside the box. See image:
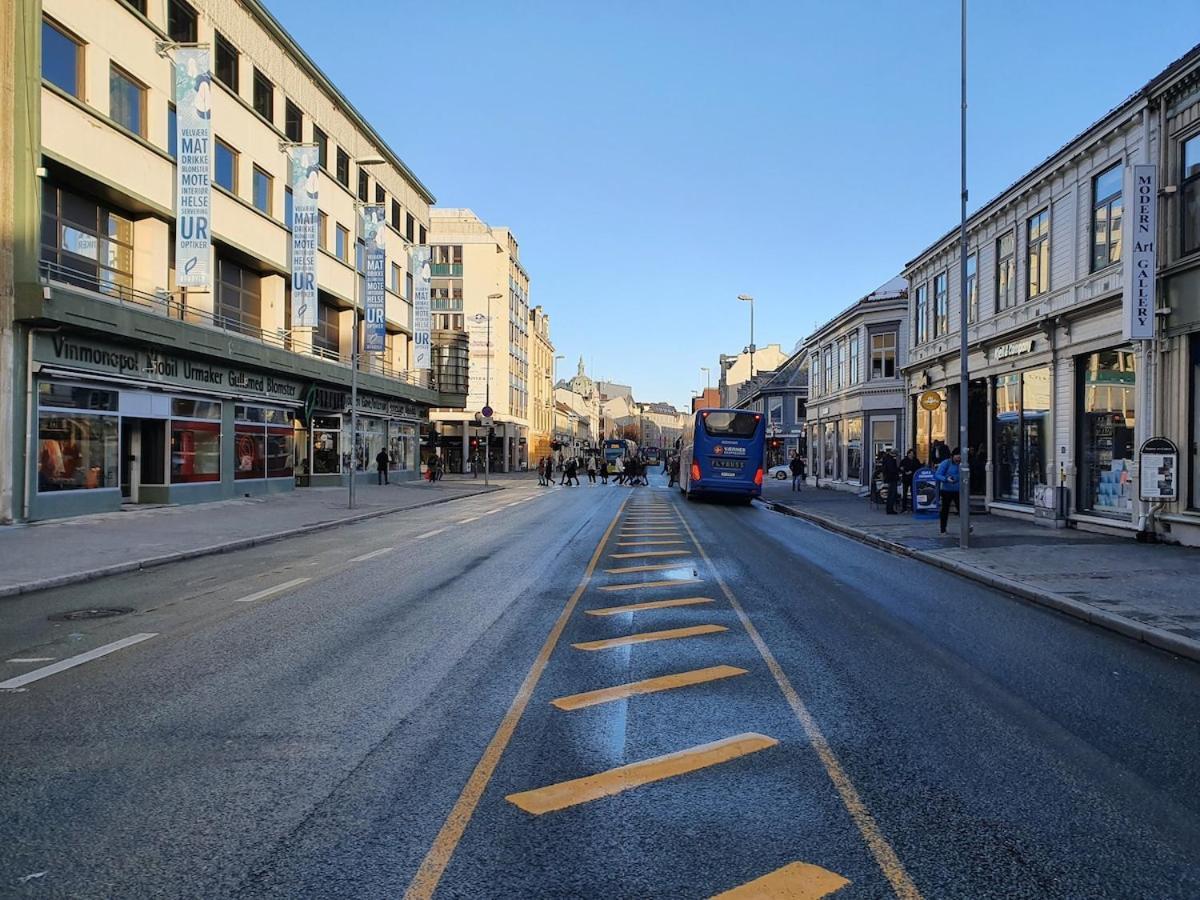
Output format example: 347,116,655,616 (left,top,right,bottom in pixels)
48,607,133,622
